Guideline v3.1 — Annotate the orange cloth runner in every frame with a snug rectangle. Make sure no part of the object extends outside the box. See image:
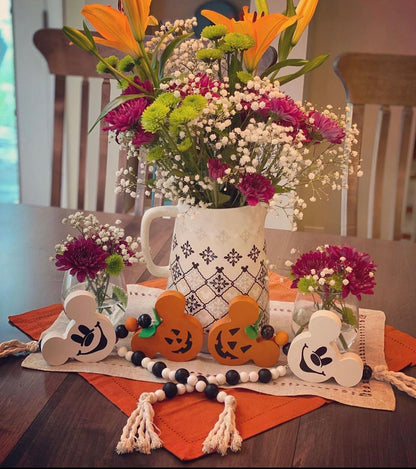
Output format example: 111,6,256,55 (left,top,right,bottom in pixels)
9,273,416,461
